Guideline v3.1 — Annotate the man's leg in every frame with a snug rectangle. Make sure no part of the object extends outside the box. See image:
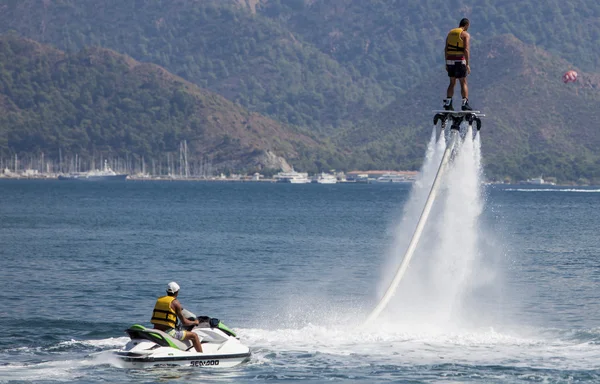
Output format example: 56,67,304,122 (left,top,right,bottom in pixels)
459,77,472,110
184,331,203,353
444,77,456,110
459,78,468,99
447,78,457,98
